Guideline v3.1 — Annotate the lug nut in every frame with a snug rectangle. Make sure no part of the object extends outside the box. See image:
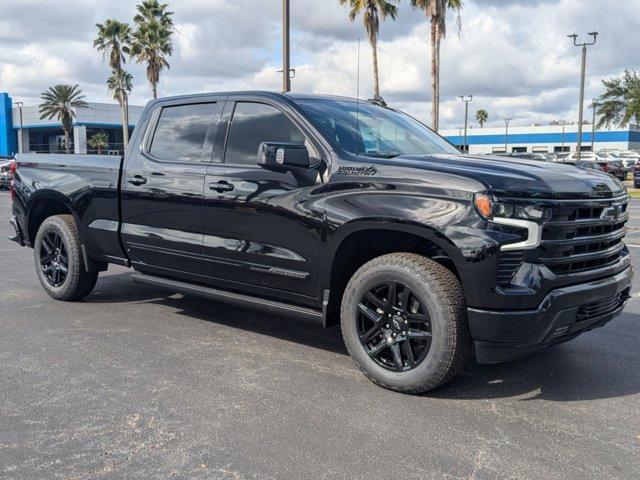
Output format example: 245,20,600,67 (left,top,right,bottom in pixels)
404,320,408,325
392,332,397,338
385,324,389,329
